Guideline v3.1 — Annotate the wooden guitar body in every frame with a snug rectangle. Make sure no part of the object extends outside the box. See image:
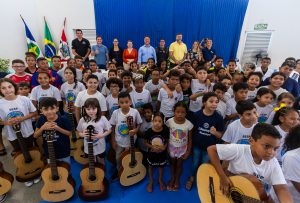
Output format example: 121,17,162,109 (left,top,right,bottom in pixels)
41,162,75,202
119,149,146,186
0,162,14,195
13,147,45,182
78,163,108,201
197,164,272,203
73,138,88,165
